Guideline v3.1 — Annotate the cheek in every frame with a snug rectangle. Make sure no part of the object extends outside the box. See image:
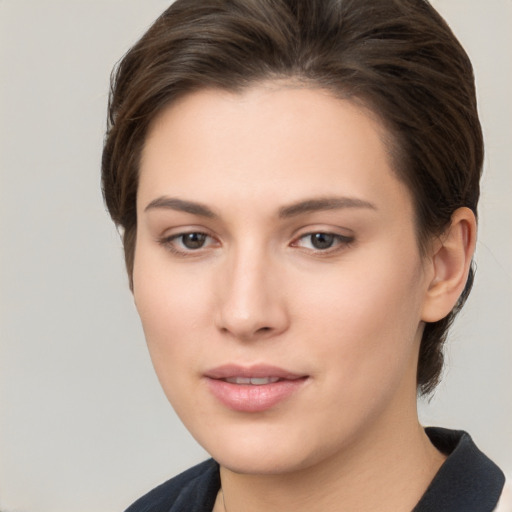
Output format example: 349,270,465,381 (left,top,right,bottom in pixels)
132,248,213,377
292,245,426,384
133,263,217,423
